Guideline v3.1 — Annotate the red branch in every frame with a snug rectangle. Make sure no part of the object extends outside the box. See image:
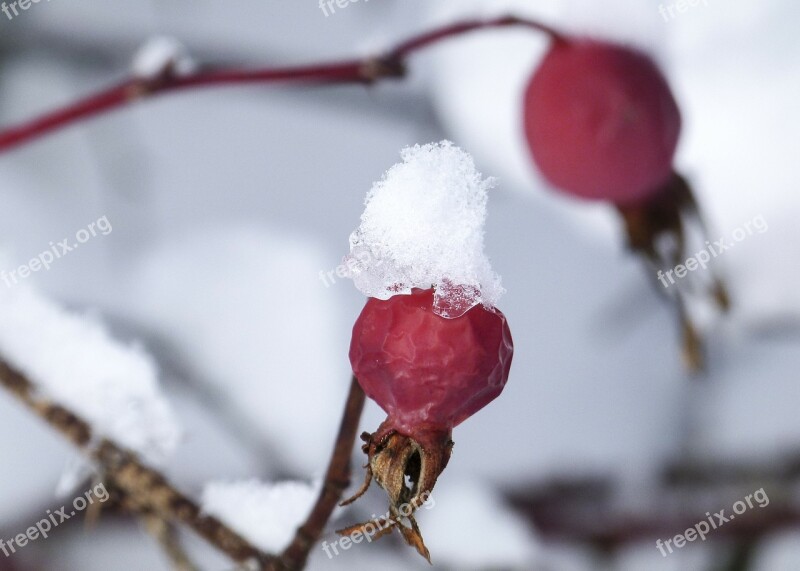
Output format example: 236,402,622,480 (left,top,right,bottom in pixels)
386,15,566,60
0,15,564,155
